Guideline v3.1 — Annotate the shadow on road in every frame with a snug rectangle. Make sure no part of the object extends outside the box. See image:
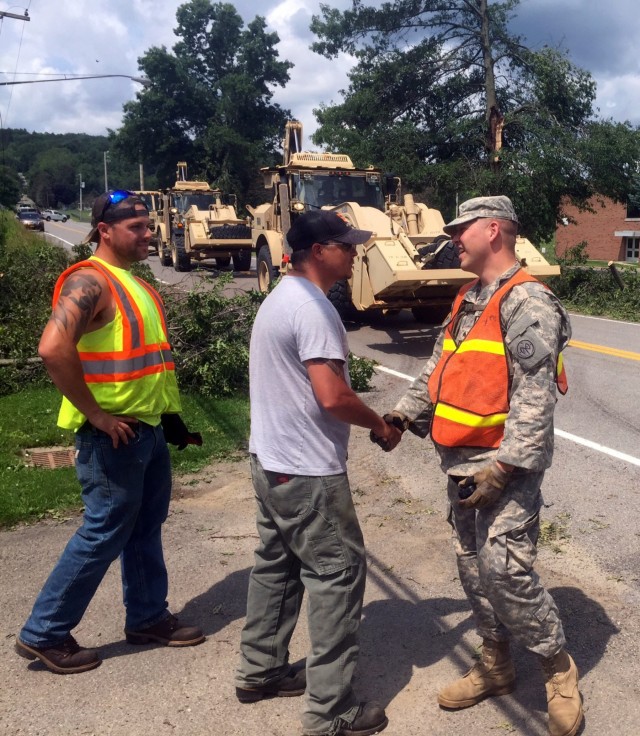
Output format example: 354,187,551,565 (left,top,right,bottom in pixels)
355,555,615,734
84,567,251,665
